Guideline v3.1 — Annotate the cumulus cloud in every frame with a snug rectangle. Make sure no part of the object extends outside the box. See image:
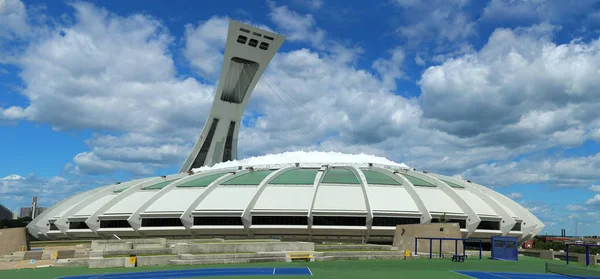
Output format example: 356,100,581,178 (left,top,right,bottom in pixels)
507,192,523,199
0,0,29,40
8,2,216,134
183,16,229,79
0,173,110,211
267,0,325,48
590,185,600,192
292,0,323,10
392,0,476,64
371,47,406,91
481,0,600,27
0,2,225,175
394,0,475,43
458,153,600,188
585,194,600,207
3,0,600,195
419,24,600,152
